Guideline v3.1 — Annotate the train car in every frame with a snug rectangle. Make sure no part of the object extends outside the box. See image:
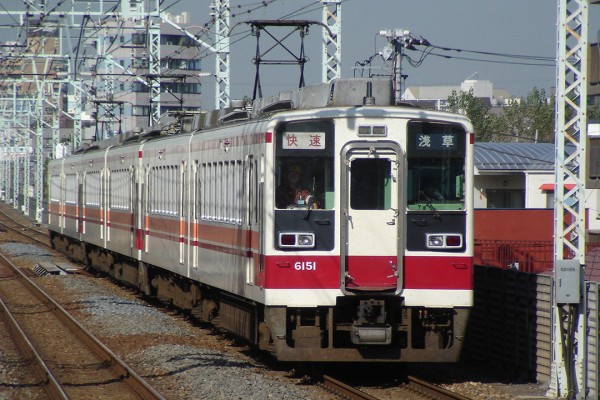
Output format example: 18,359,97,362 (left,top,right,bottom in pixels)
48,78,474,362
